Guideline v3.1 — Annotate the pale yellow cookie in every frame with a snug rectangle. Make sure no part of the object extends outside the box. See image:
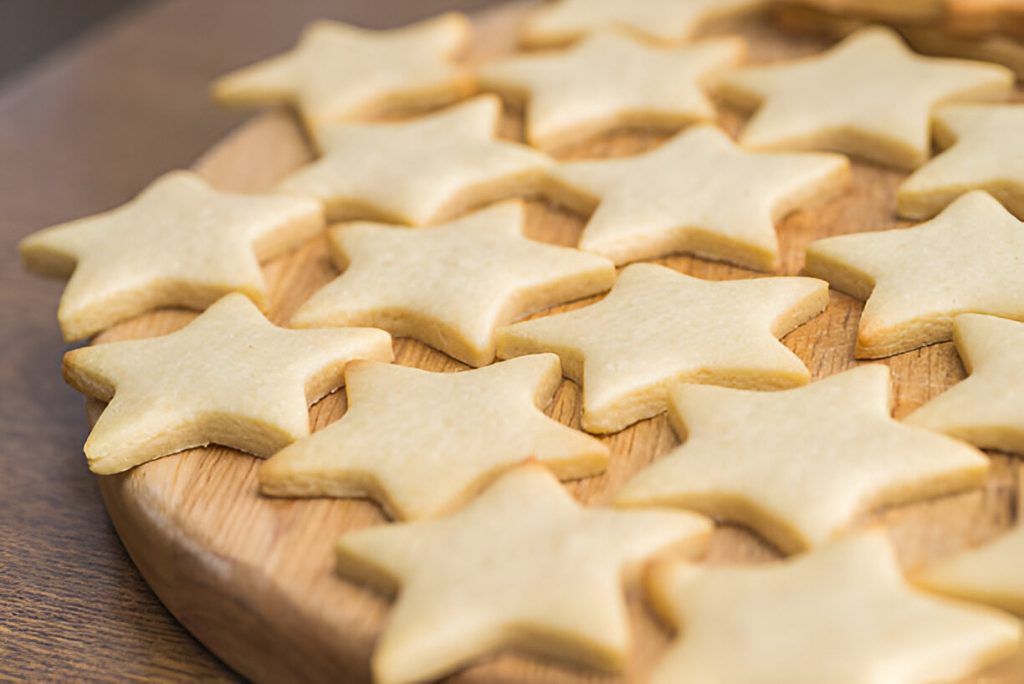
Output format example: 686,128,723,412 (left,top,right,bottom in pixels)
274,96,554,226
899,104,1024,220
647,530,1021,684
615,365,989,553
211,14,473,130
903,29,1024,81
260,354,608,520
905,314,1024,454
290,202,614,367
496,263,828,433
718,26,1013,169
477,32,744,150
521,0,768,48
552,124,849,270
804,190,1024,358
914,480,1024,616
335,463,712,684
18,171,322,342
62,294,393,475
